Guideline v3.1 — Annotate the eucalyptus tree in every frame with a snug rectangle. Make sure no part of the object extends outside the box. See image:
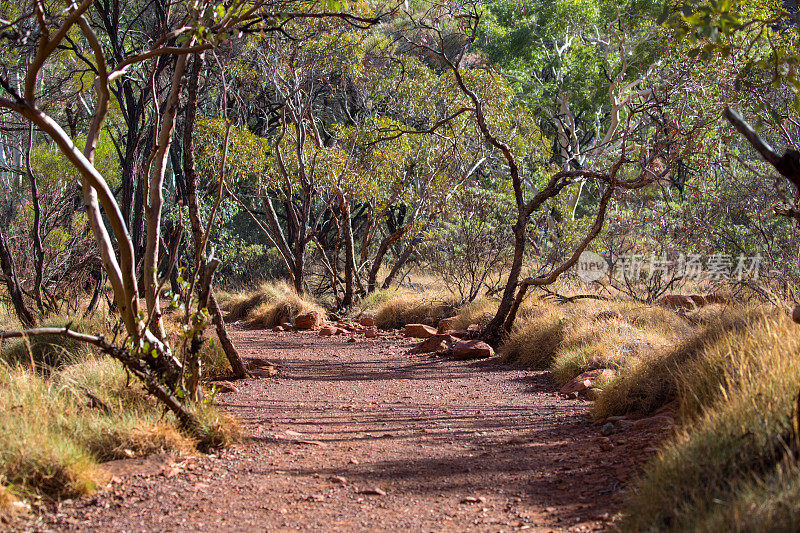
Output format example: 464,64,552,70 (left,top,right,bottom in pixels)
394,0,697,344
0,0,383,426
479,0,669,217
